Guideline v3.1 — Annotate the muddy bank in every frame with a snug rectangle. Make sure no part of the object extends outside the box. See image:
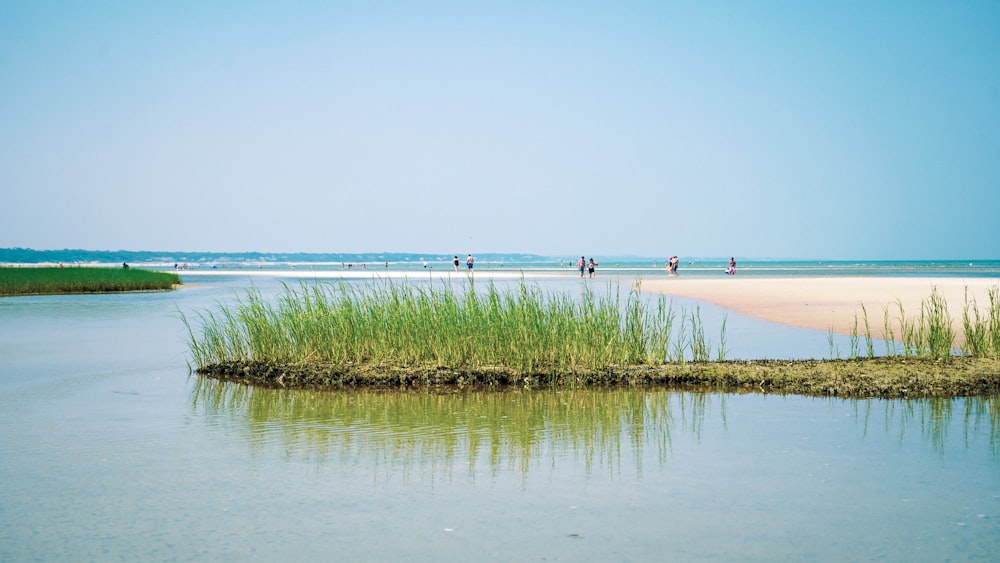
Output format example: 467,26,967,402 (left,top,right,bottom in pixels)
197,358,1000,398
